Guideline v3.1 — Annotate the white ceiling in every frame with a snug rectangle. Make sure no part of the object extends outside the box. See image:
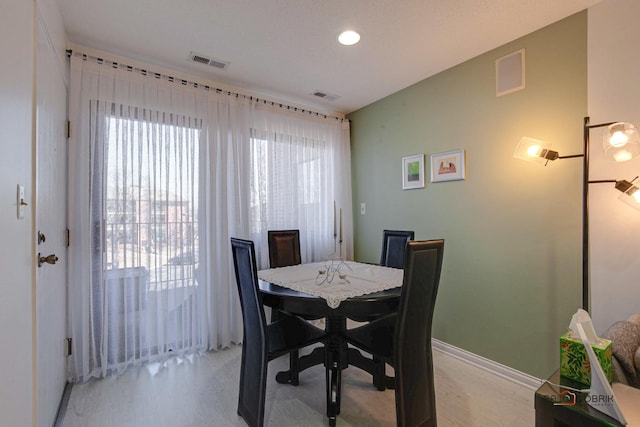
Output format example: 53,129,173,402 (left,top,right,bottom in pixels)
57,0,602,115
